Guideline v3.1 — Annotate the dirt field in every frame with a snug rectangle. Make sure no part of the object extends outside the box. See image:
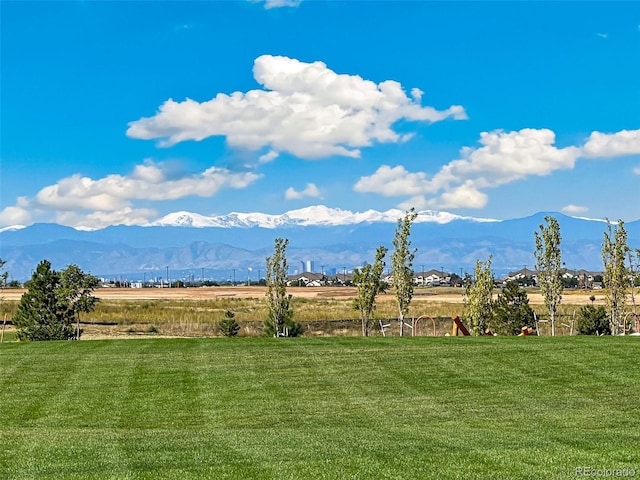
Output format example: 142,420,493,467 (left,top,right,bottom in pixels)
1,286,610,305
